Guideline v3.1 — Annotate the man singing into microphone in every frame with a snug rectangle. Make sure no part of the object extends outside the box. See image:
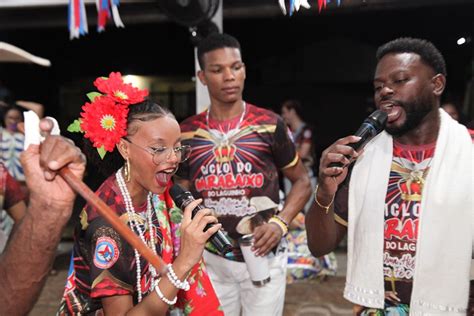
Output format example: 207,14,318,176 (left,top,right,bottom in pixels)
175,33,311,316
306,37,473,315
